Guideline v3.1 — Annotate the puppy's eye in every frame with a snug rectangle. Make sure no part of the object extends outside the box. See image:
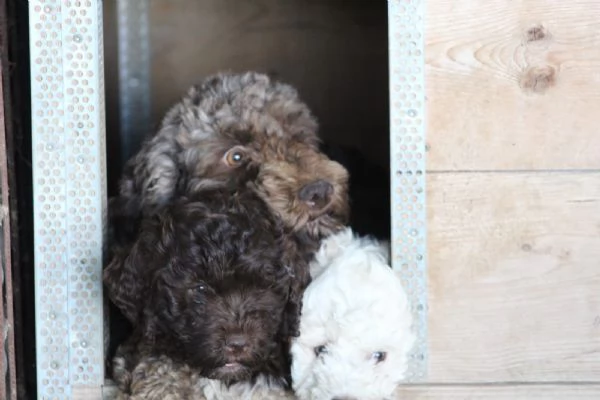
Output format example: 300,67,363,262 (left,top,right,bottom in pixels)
247,309,267,318
313,345,328,357
224,147,246,166
188,284,208,304
371,351,387,363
